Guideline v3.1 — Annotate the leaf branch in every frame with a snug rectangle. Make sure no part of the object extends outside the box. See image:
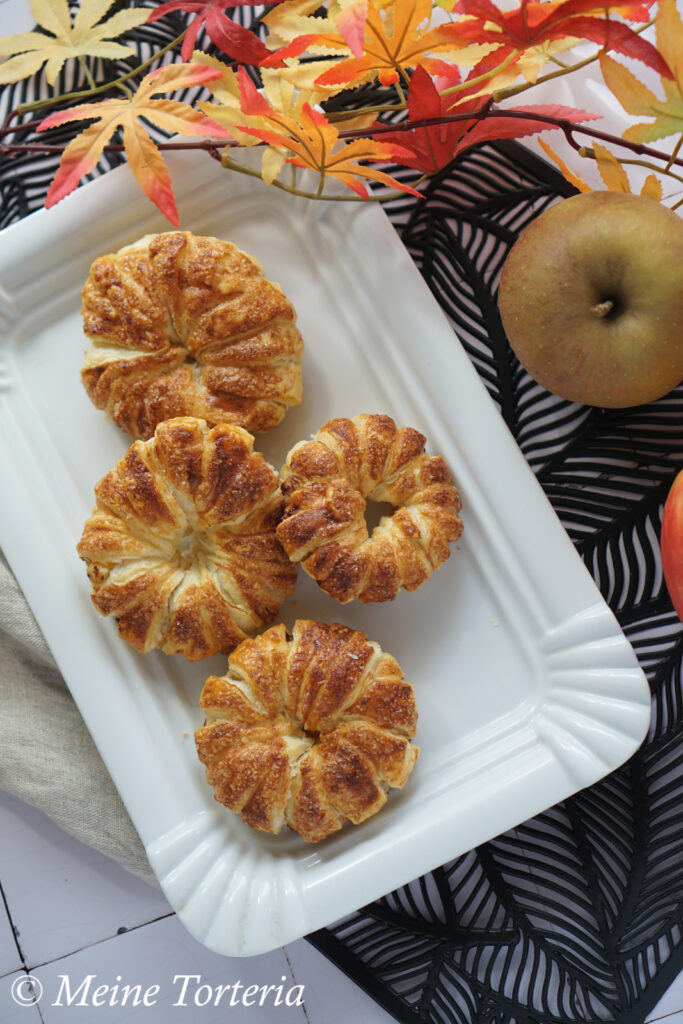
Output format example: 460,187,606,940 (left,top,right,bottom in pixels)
5,108,683,175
